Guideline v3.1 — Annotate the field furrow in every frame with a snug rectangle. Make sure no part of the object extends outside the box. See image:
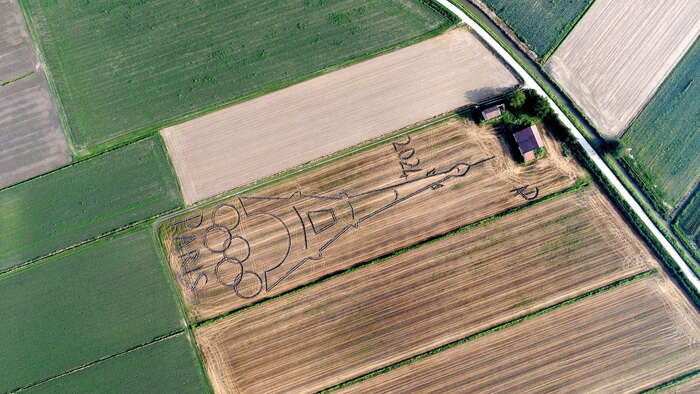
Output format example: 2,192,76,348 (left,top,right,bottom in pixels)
342,276,700,393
